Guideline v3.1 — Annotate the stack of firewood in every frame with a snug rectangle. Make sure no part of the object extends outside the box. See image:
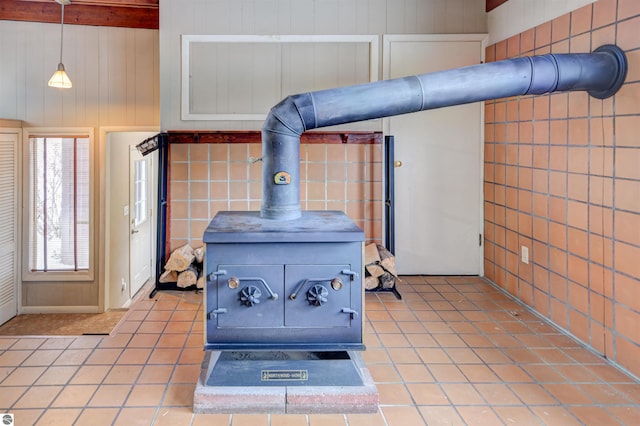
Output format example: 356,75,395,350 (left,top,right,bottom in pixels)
159,244,205,289
364,243,398,290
